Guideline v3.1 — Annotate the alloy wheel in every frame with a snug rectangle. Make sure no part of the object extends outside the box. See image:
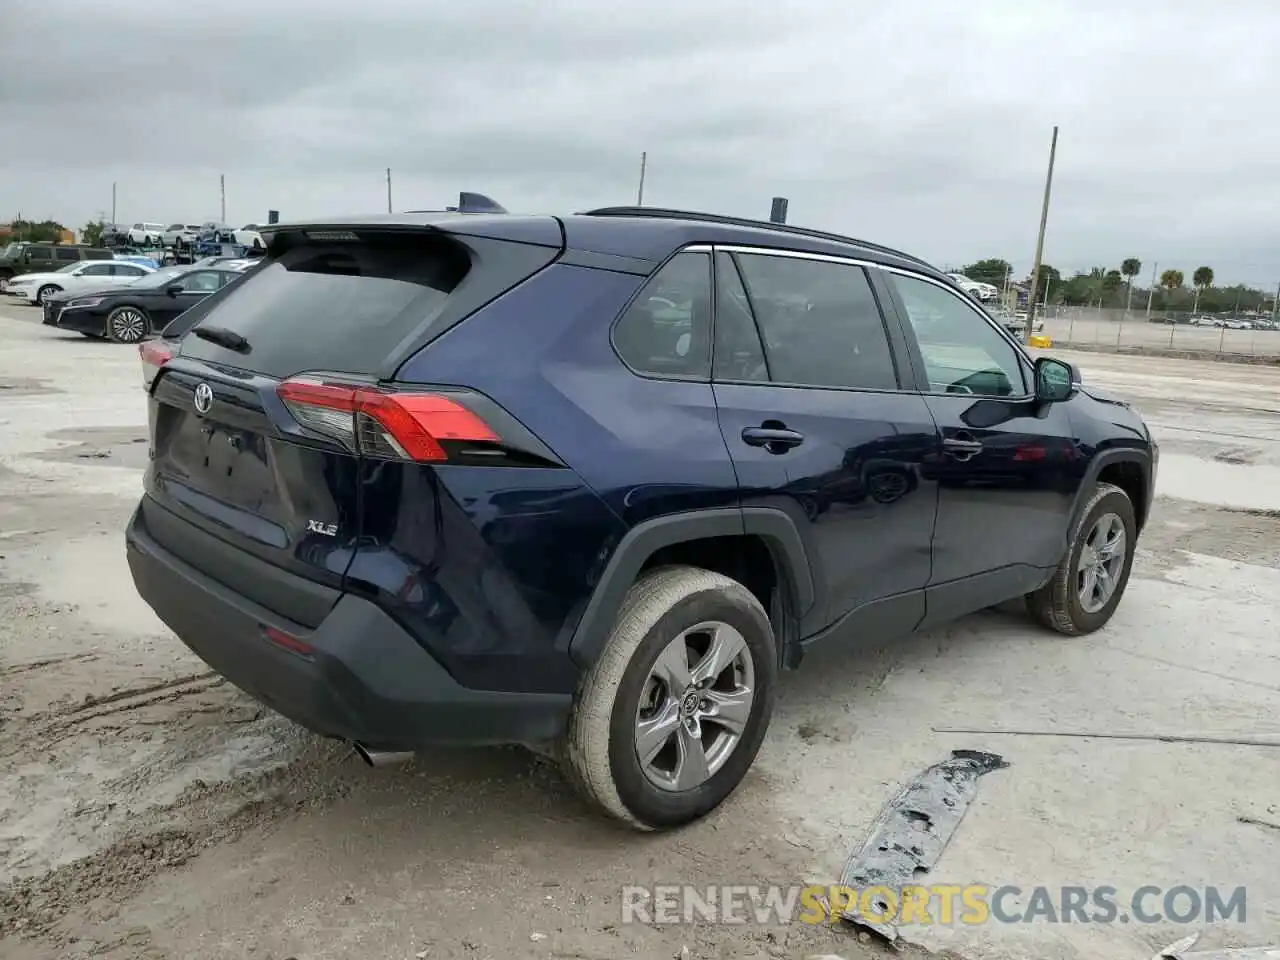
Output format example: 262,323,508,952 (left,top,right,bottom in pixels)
1077,512,1126,614
111,309,147,344
634,620,755,792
